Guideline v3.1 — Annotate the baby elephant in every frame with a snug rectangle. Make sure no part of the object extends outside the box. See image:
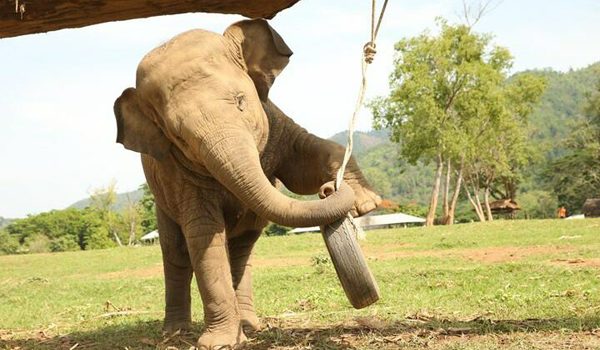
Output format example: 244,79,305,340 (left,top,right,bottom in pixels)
114,19,381,349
